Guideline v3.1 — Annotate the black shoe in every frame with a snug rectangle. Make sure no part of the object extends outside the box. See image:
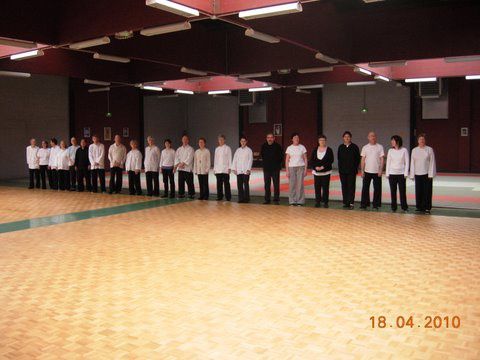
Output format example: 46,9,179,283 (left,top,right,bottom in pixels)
216,197,223,201
238,200,245,203
273,200,279,205
373,207,379,211
263,201,271,205
323,203,329,208
415,209,424,212
342,204,350,208
169,194,175,199
402,208,408,212
315,203,321,208
28,186,34,189
360,206,367,210
147,193,153,197
178,195,185,198
226,198,231,202
392,208,397,212
425,209,431,214
349,204,354,210
161,194,168,198
109,190,114,194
